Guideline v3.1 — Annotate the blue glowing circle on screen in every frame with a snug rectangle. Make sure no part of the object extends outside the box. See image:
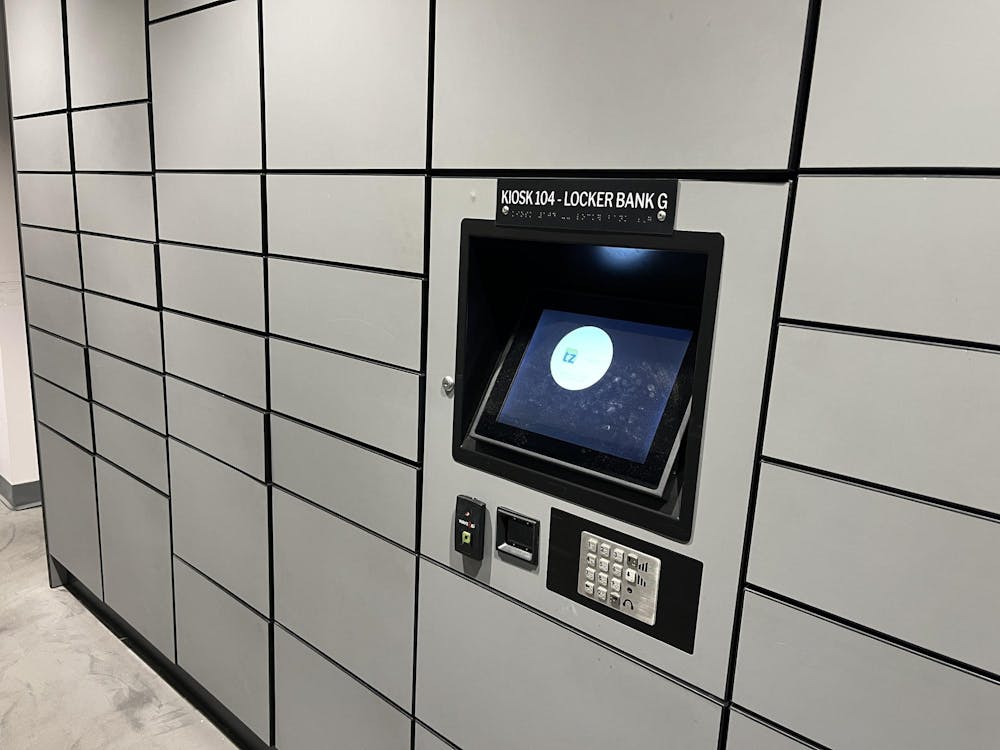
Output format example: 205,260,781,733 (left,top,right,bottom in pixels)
549,326,614,391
